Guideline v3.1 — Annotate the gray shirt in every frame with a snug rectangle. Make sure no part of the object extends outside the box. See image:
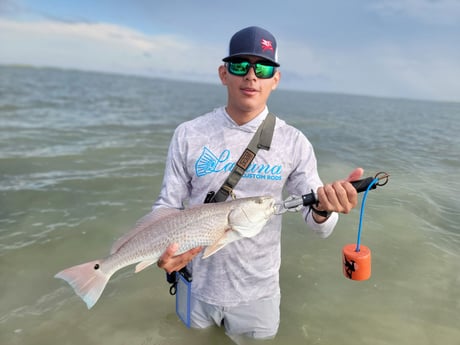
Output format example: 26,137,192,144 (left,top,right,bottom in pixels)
153,106,338,306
